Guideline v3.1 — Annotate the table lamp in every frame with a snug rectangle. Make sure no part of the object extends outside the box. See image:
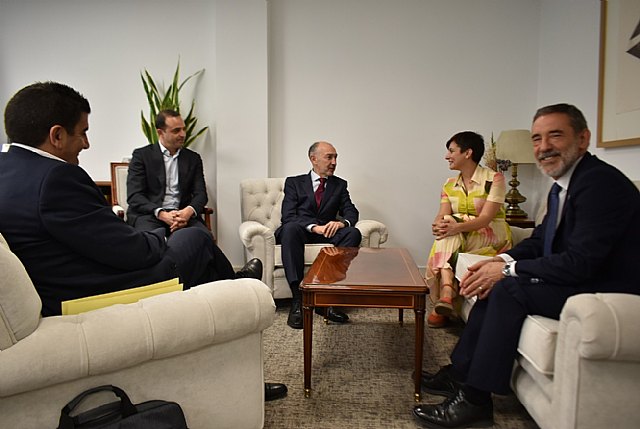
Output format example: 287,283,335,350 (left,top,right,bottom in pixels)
495,129,536,219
